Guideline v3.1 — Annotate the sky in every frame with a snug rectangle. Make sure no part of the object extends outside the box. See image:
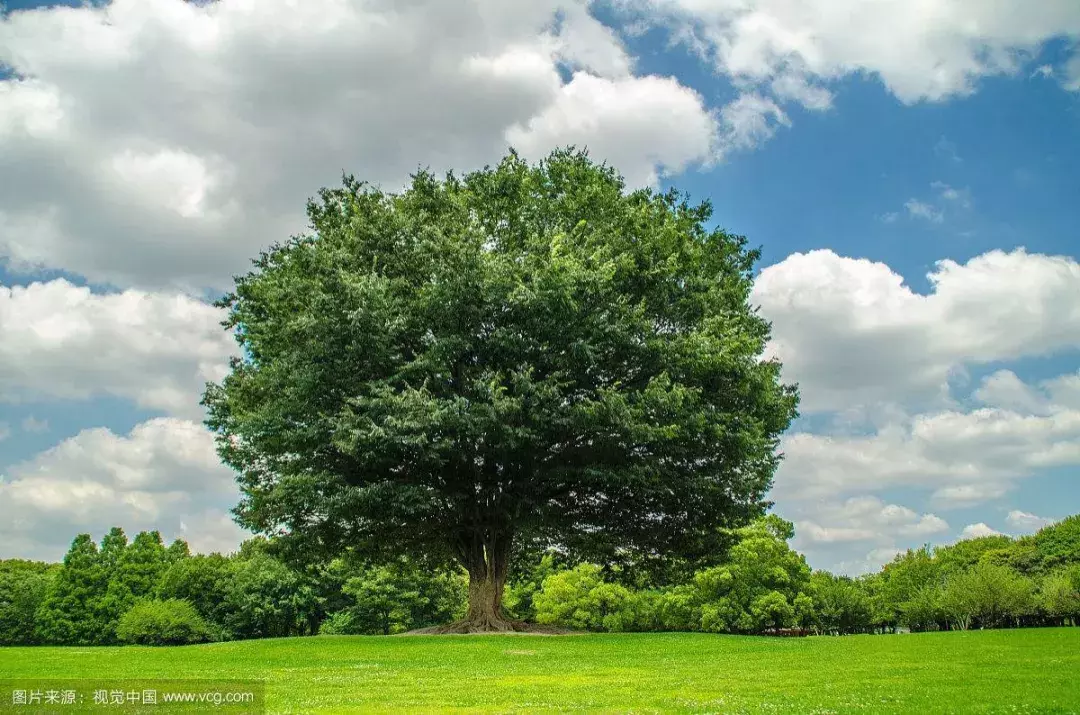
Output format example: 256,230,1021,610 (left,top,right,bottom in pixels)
0,0,1078,574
